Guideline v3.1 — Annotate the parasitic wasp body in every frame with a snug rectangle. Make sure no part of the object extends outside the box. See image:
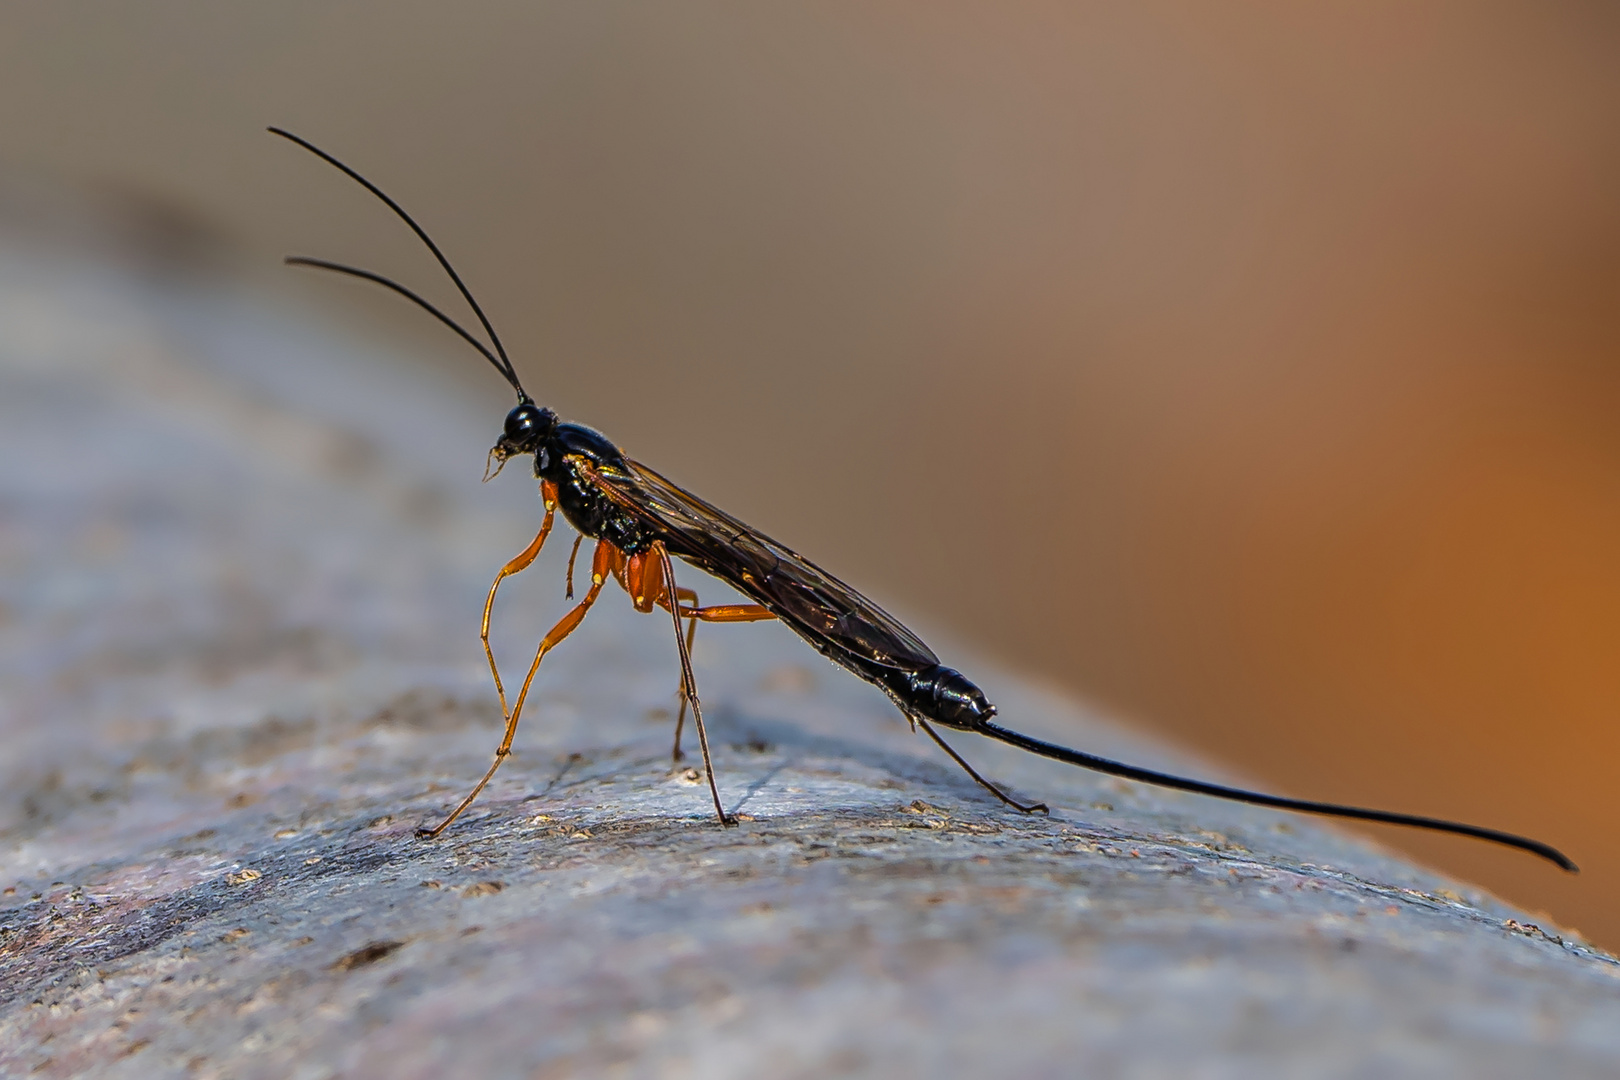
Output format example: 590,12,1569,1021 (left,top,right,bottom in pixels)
271,128,1575,872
